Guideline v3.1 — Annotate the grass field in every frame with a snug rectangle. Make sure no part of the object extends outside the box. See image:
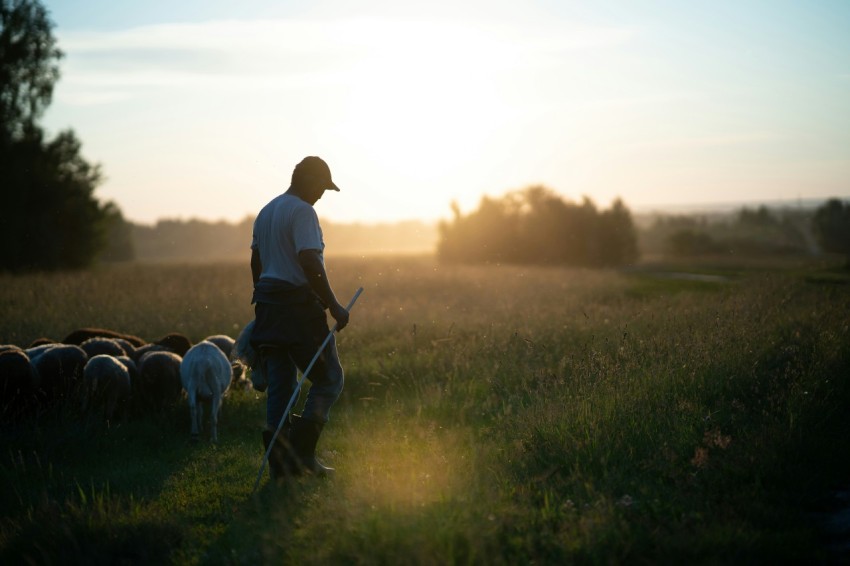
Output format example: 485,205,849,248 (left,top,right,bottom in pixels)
2,256,850,564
